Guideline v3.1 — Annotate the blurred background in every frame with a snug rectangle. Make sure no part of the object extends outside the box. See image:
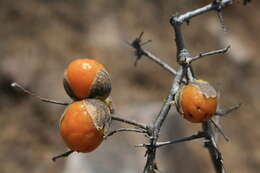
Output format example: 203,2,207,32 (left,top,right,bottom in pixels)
0,0,259,172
